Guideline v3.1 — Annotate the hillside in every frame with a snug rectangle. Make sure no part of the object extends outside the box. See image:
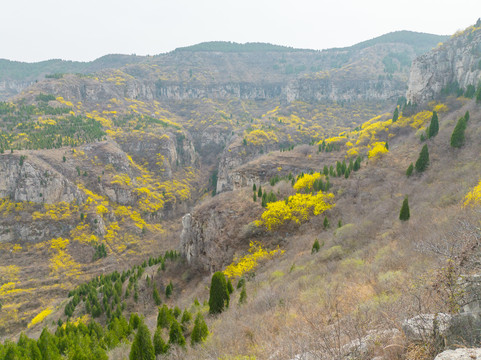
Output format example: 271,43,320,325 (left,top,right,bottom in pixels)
0,22,480,360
